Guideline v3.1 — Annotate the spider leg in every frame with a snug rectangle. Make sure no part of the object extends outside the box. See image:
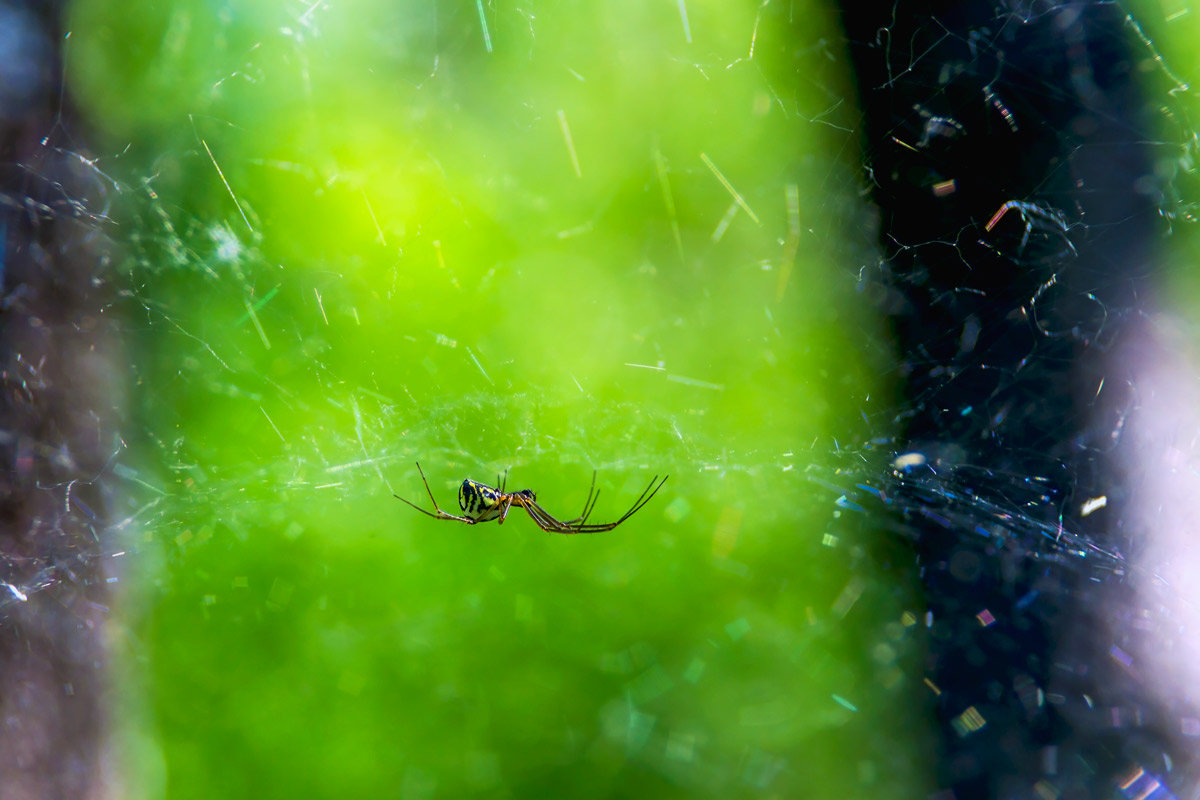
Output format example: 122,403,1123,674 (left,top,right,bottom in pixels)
393,493,438,518
577,488,600,526
613,473,668,520
582,470,597,521
521,498,586,534
394,462,477,523
562,471,600,525
415,461,443,510
393,493,477,523
519,472,603,533
564,475,668,533
496,495,515,525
